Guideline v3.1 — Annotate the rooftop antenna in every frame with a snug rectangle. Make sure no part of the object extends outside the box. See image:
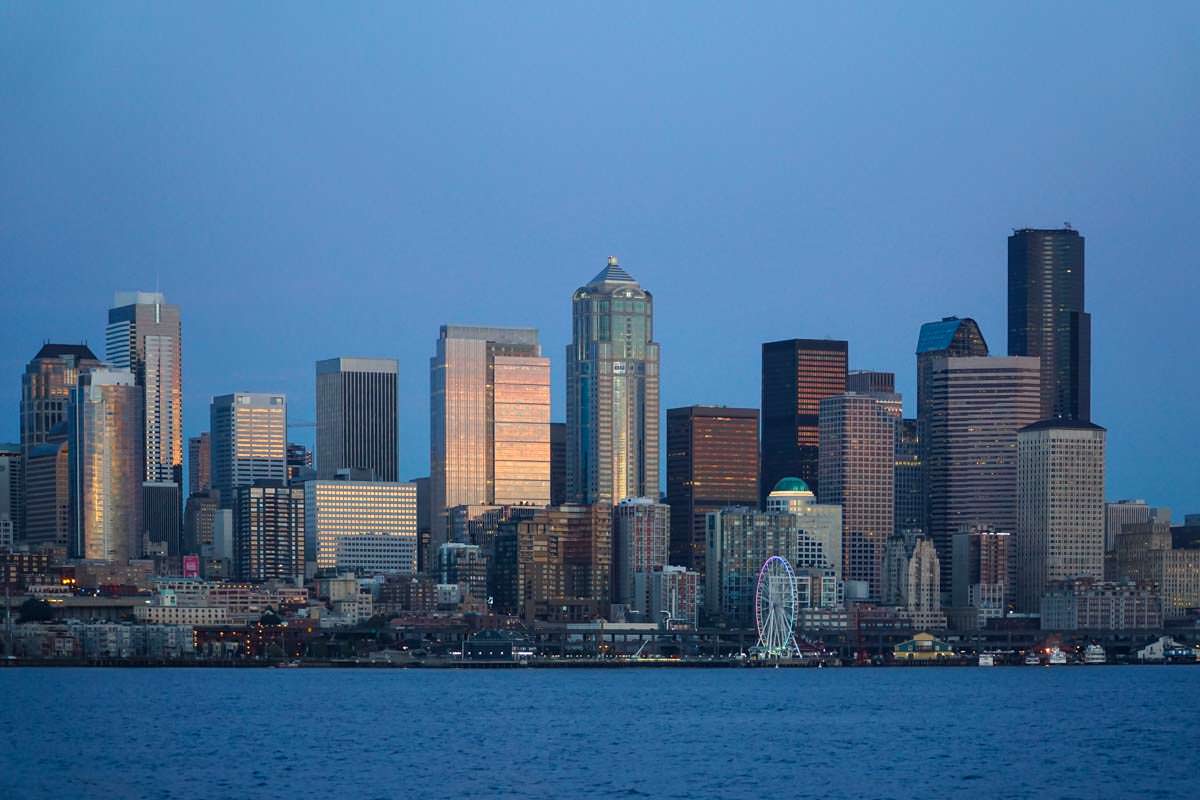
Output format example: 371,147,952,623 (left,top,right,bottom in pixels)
1064,221,1072,230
